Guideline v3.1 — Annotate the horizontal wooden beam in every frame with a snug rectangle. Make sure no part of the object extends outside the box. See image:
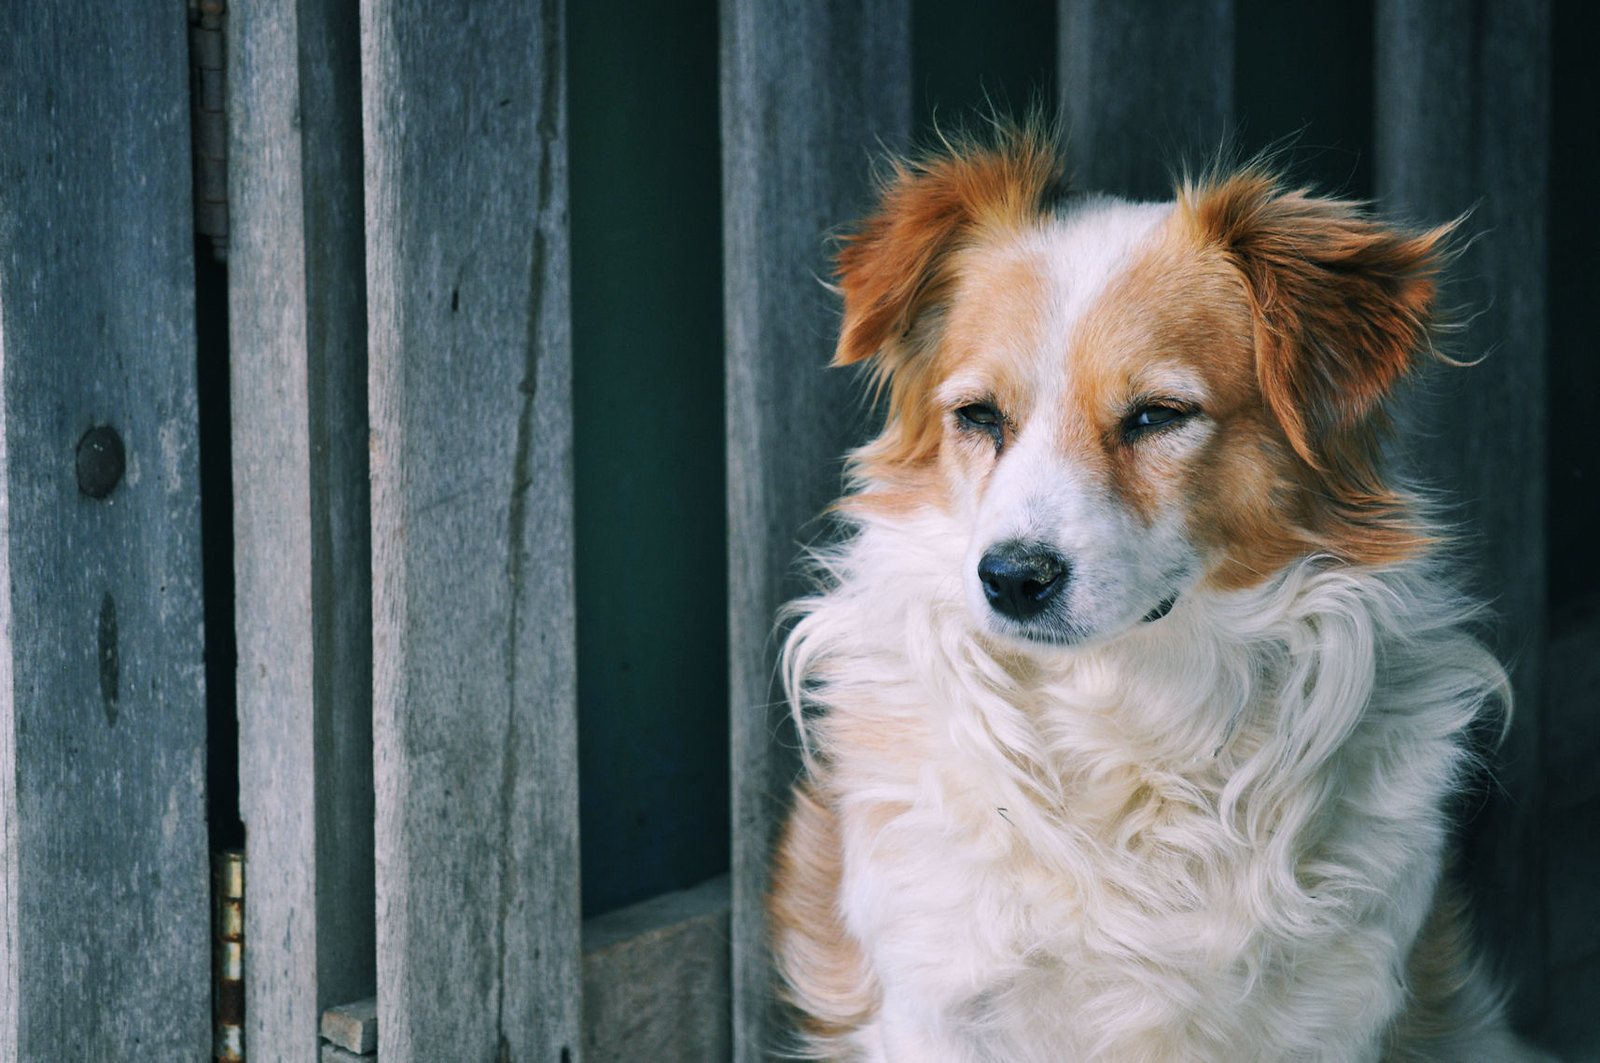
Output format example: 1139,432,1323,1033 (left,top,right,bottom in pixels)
582,876,731,1062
